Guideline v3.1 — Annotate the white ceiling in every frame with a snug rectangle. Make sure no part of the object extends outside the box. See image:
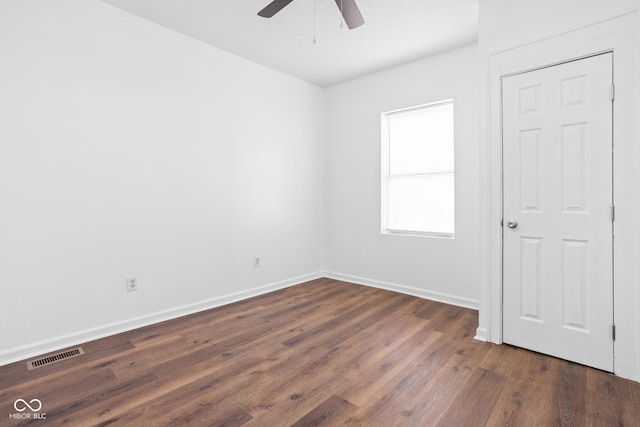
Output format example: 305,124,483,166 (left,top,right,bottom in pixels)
101,0,478,87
